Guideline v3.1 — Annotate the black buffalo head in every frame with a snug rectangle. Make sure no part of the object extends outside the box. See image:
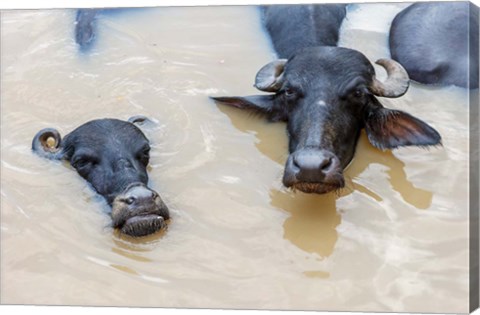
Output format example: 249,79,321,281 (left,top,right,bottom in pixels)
212,46,441,194
32,116,170,237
